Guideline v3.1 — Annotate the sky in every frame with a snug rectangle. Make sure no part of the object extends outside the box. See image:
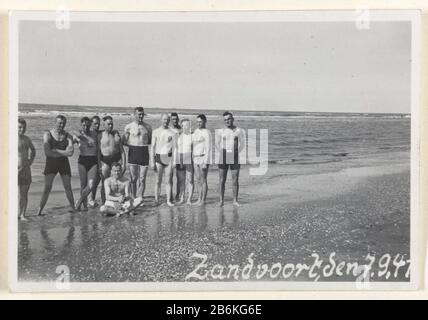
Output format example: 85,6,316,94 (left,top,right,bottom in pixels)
19,20,411,113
